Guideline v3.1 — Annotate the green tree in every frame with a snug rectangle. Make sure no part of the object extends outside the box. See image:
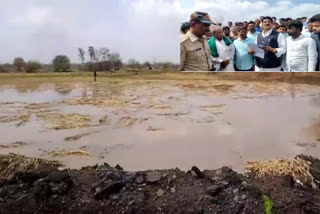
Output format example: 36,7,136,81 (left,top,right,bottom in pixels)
128,58,140,69
88,46,96,62
52,55,71,72
99,48,110,61
143,61,152,70
25,60,41,73
78,48,85,64
13,57,25,71
109,52,122,70
88,46,96,72
0,65,8,73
